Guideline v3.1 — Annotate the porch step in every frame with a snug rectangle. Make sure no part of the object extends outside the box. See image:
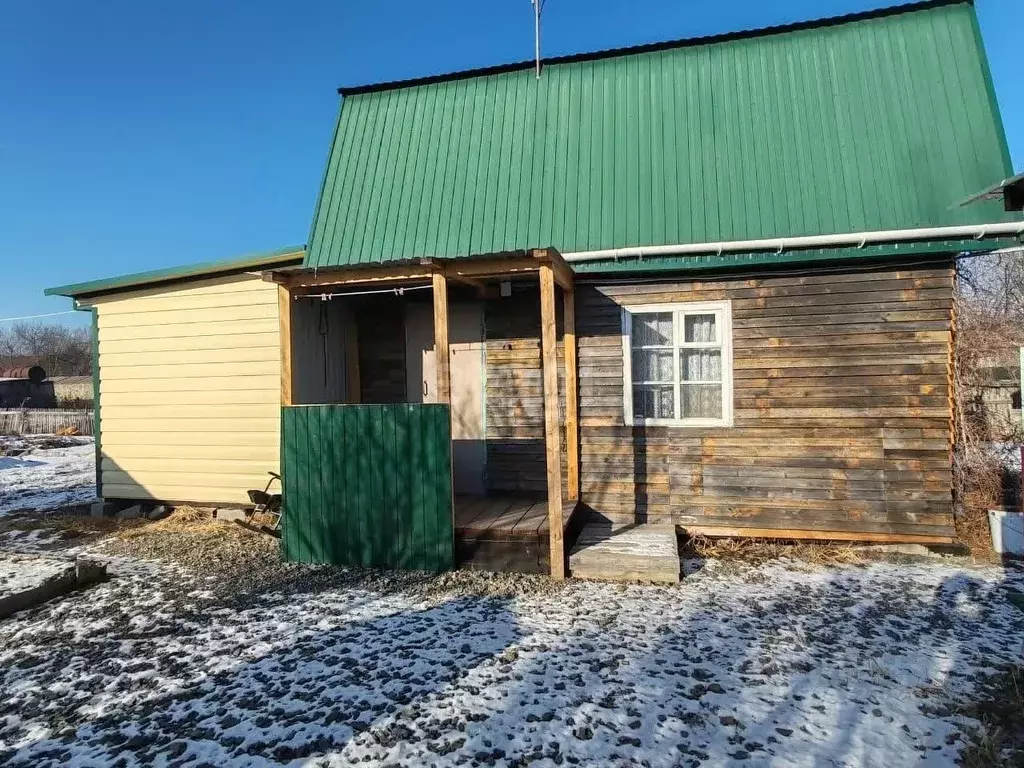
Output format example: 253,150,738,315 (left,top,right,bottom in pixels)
569,522,680,584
